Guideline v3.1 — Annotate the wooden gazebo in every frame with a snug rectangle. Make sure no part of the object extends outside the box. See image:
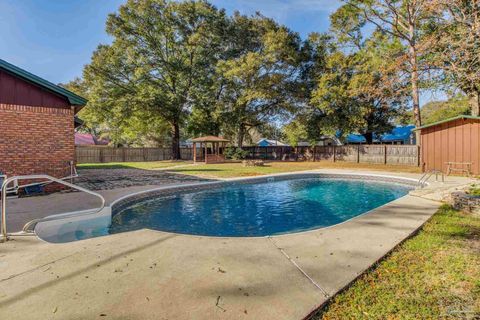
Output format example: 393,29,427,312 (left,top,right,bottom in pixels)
191,136,230,164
